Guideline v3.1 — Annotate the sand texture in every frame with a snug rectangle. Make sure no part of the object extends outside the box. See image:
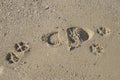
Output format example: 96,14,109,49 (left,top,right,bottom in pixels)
0,0,120,80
